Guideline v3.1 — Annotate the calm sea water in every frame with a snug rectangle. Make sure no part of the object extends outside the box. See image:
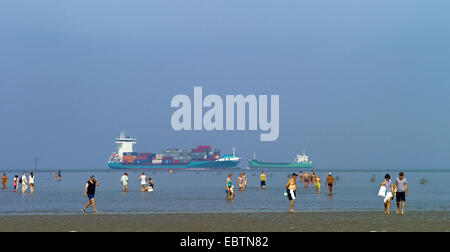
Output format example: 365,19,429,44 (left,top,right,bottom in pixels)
0,169,449,215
